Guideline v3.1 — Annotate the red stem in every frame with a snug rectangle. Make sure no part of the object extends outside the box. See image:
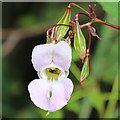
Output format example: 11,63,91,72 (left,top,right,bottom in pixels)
87,26,91,56
75,13,91,20
88,29,91,50
49,26,56,43
53,24,71,40
55,24,71,28
80,22,92,28
94,18,120,30
47,28,52,38
68,2,90,16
